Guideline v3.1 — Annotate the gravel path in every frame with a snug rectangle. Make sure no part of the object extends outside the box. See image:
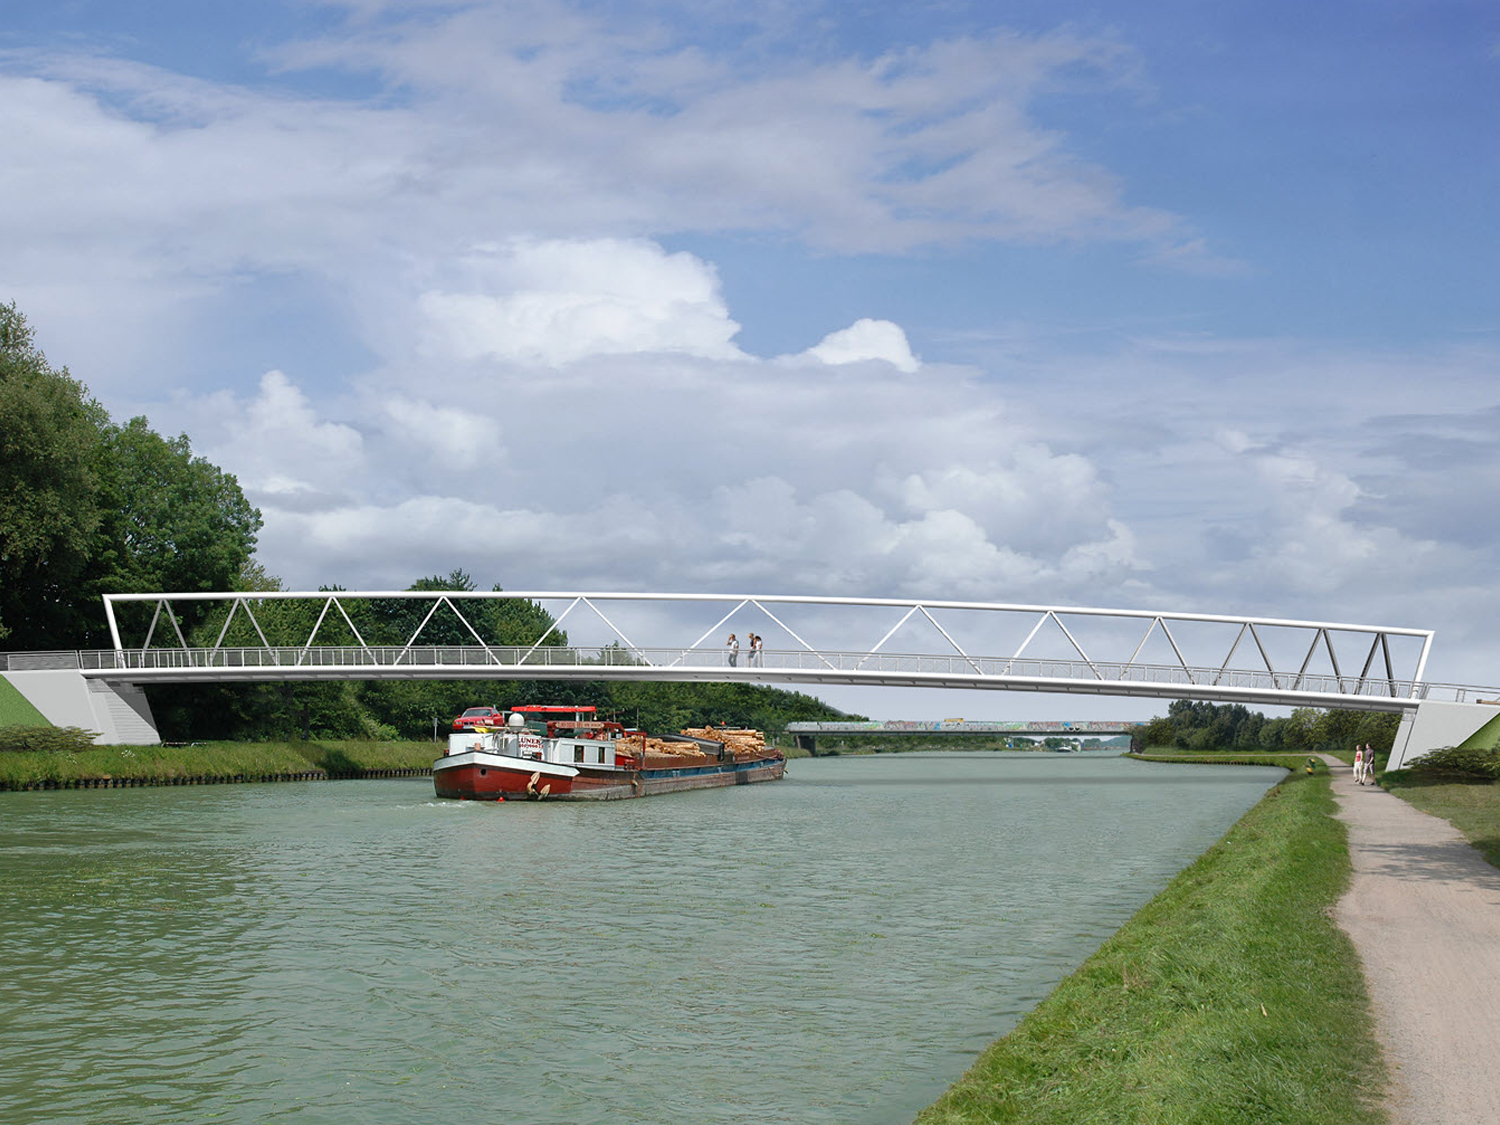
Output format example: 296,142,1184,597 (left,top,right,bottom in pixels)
1321,756,1500,1124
